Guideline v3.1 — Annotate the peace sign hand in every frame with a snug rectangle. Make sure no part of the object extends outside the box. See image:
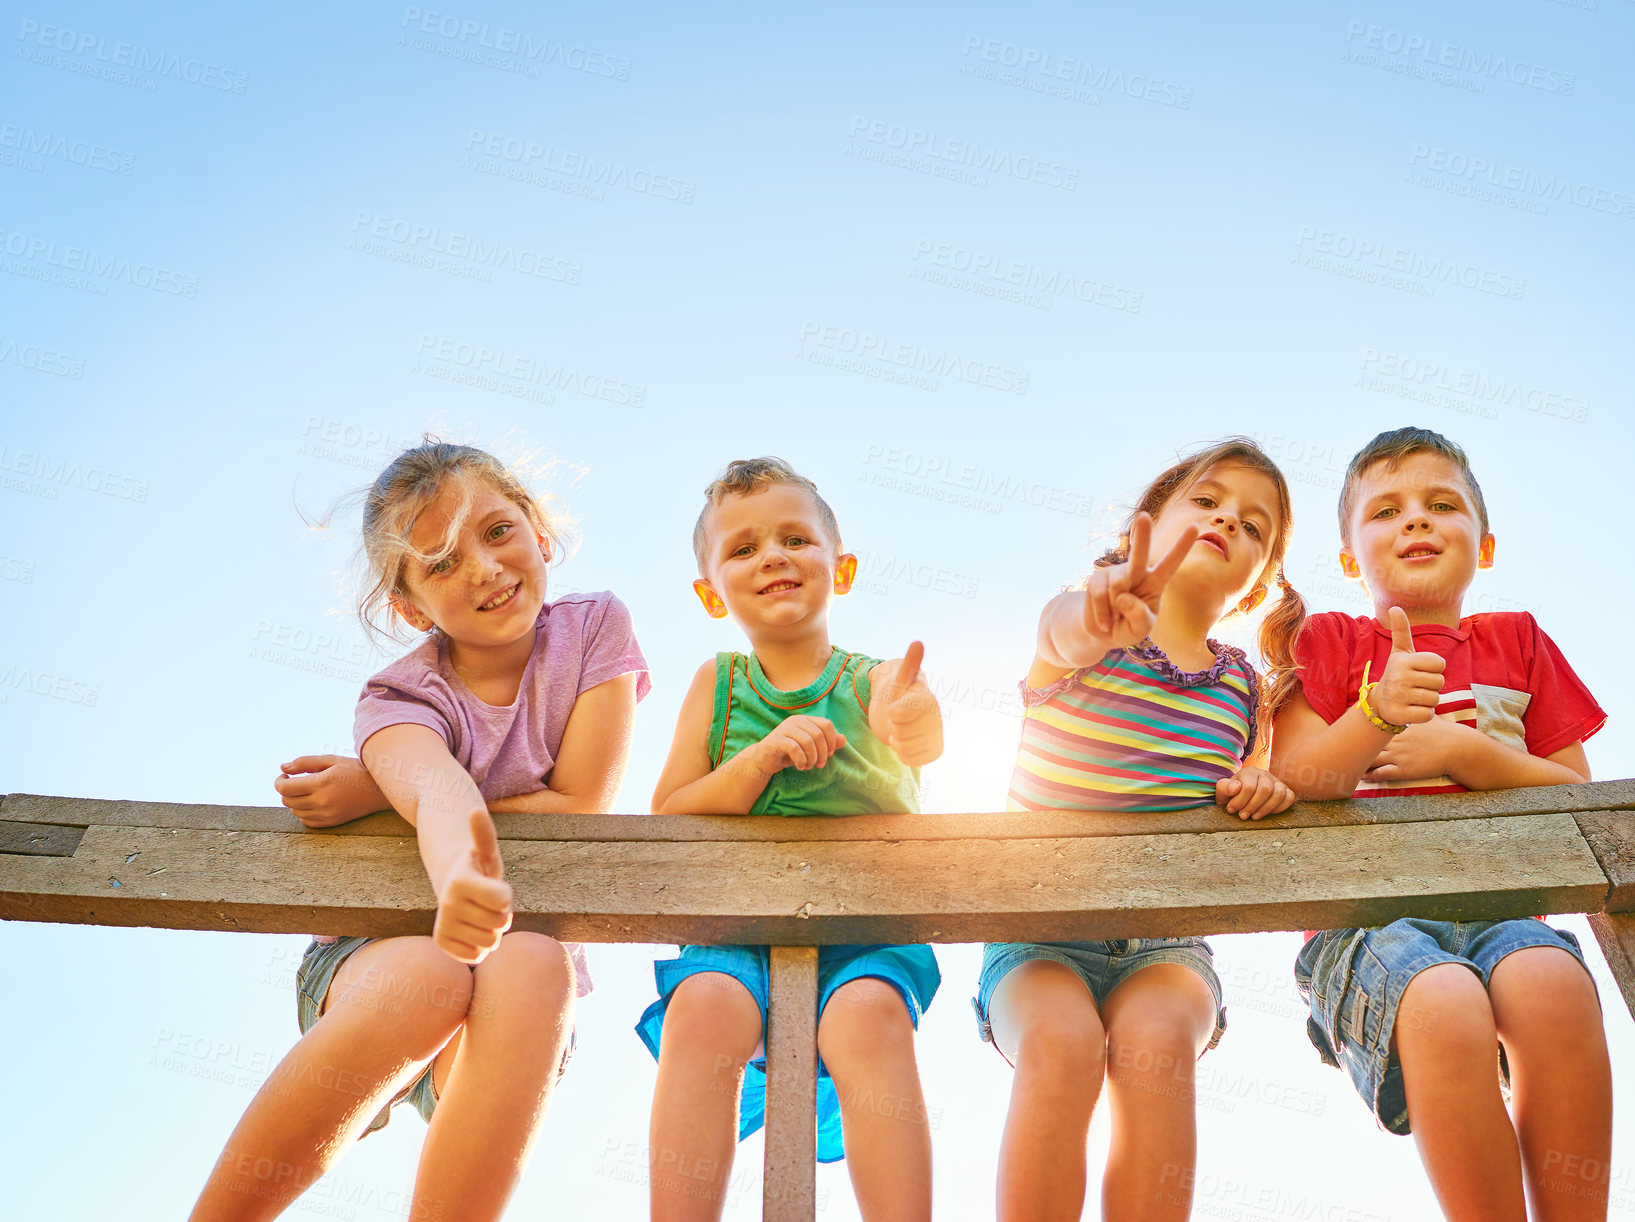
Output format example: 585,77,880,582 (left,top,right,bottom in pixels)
1082,512,1200,650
